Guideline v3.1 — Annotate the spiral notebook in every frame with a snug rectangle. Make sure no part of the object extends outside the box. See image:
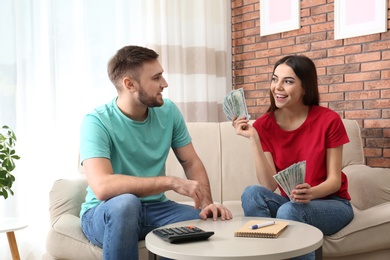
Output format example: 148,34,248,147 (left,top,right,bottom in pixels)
234,220,289,238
